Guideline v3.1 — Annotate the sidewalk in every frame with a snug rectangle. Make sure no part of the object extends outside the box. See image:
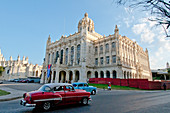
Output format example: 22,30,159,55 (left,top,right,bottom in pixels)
0,86,26,102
